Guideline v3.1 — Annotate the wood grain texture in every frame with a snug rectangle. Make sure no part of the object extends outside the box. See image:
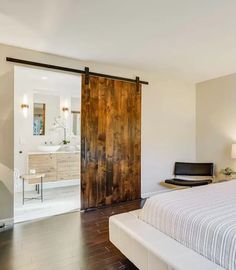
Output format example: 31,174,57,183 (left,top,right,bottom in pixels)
57,153,80,180
28,153,80,183
81,76,141,210
0,200,144,270
28,154,57,182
